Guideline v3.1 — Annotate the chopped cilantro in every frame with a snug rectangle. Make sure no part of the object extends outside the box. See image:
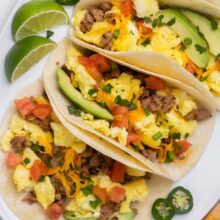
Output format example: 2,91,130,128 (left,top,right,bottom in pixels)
144,108,150,116
211,18,218,30
171,132,181,140
23,158,30,165
99,102,108,109
195,44,207,54
129,103,137,111
31,144,42,153
68,105,80,116
46,30,54,39
113,29,120,39
152,131,163,140
115,95,130,106
89,199,100,209
45,158,51,167
103,83,113,93
152,18,158,28
180,44,186,51
216,53,220,60
158,15,164,26
172,143,182,150
142,39,150,47
38,176,45,182
169,125,174,130
131,144,142,153
81,185,93,196
185,133,189,138
183,38,192,46
88,88,97,96
144,16,152,23
167,18,175,26
130,93,136,103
